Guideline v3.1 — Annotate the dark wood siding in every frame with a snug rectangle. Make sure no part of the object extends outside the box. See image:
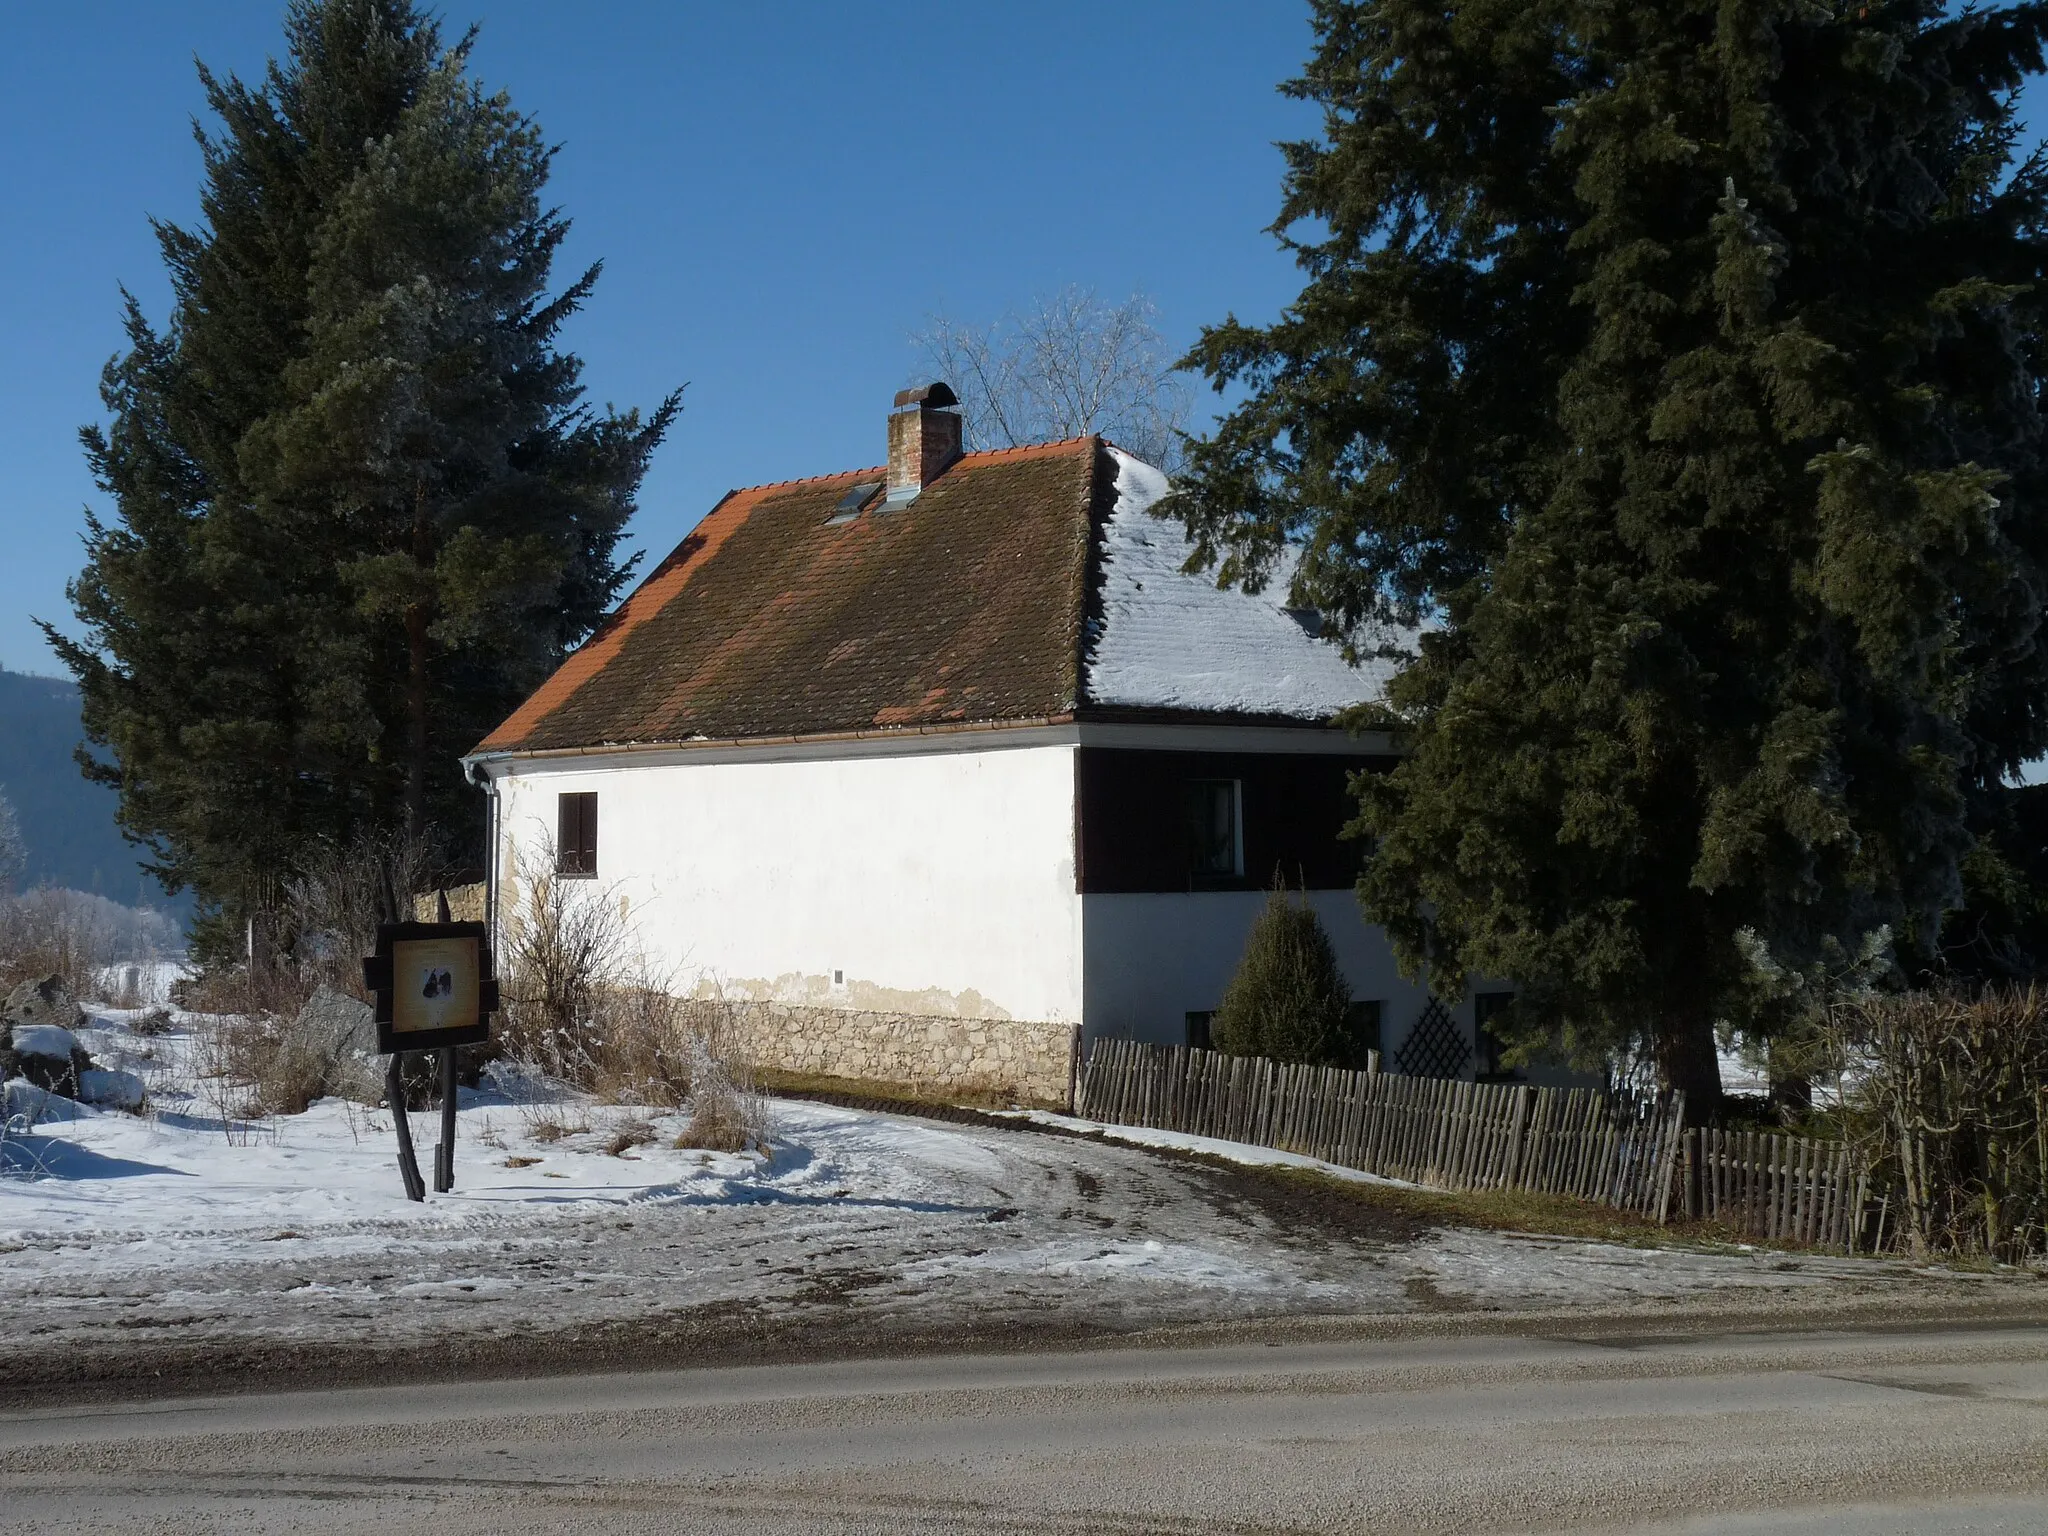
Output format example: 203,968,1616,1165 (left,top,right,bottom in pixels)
1075,747,1389,893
